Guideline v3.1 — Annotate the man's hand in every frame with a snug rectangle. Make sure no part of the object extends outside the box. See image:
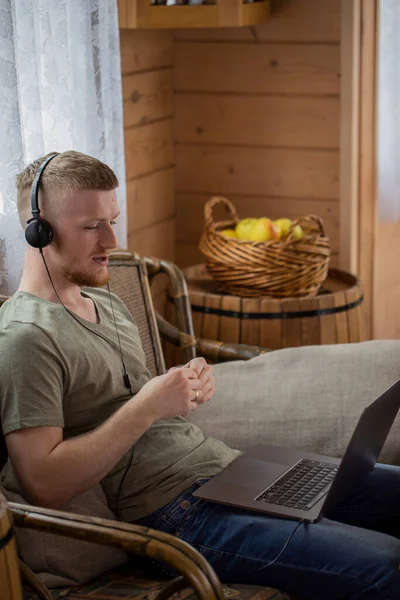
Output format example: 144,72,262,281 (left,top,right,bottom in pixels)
134,367,204,421
169,357,215,407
